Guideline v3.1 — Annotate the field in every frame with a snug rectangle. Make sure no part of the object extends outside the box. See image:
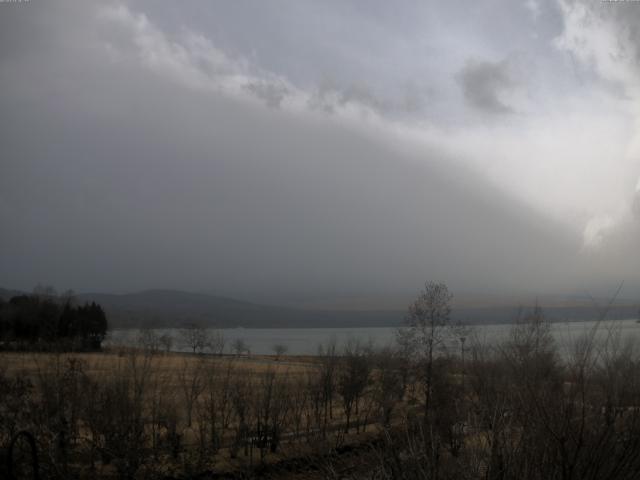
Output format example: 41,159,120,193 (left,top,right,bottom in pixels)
0,346,408,479
4,316,640,479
